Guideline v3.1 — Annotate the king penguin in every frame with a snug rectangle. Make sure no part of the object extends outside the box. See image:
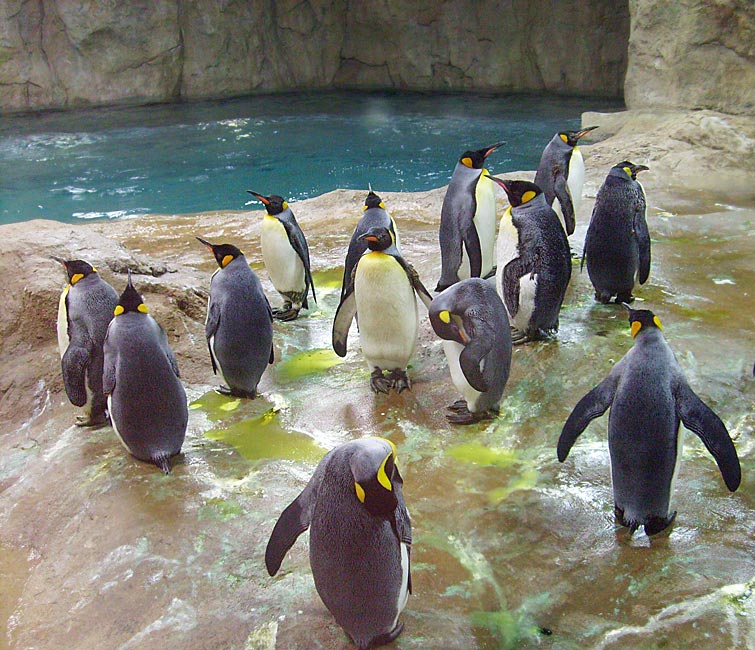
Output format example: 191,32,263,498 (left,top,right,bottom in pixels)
490,177,572,342
266,437,411,650
102,272,188,473
53,257,119,427
430,278,512,424
247,191,316,321
534,126,598,235
436,142,504,291
340,190,401,302
197,237,274,398
557,306,741,536
333,225,433,394
582,161,651,304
